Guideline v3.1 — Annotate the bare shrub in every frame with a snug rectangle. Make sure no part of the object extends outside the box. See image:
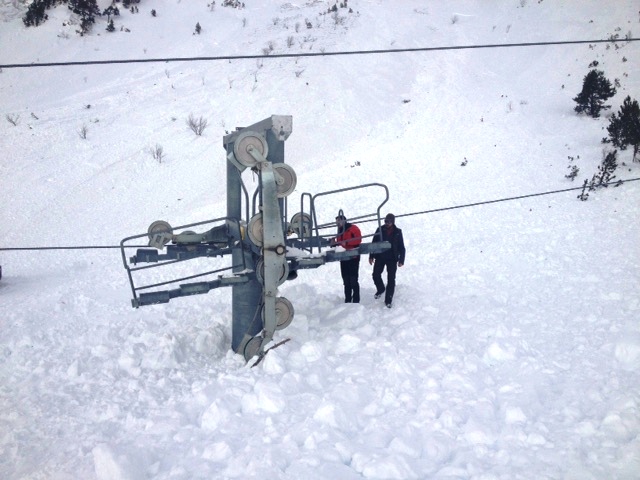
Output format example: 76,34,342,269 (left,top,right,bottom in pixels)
187,114,208,136
149,144,165,163
6,113,20,126
262,41,275,56
78,125,88,139
332,12,345,26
